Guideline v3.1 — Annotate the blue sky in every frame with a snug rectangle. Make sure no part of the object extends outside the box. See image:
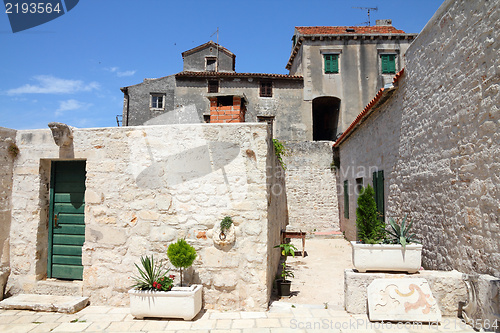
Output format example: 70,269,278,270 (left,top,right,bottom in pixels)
0,0,444,130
